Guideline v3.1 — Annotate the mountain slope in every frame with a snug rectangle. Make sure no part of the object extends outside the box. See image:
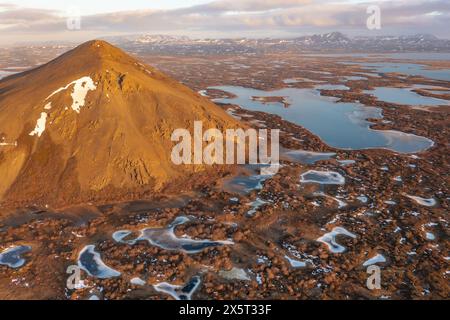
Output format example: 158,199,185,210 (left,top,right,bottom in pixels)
0,40,240,208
